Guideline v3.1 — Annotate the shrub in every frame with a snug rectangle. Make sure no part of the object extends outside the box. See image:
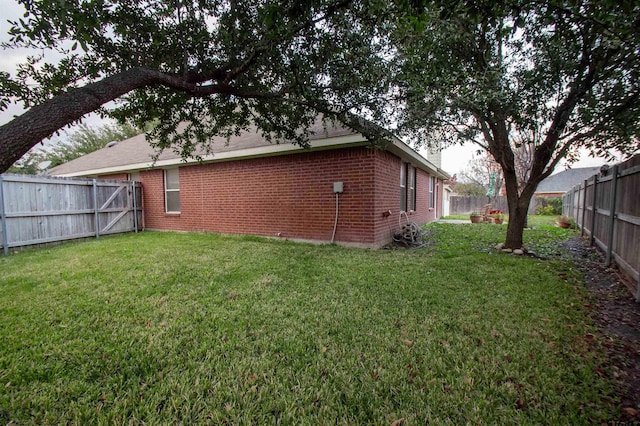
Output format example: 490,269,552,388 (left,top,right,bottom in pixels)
536,197,563,215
